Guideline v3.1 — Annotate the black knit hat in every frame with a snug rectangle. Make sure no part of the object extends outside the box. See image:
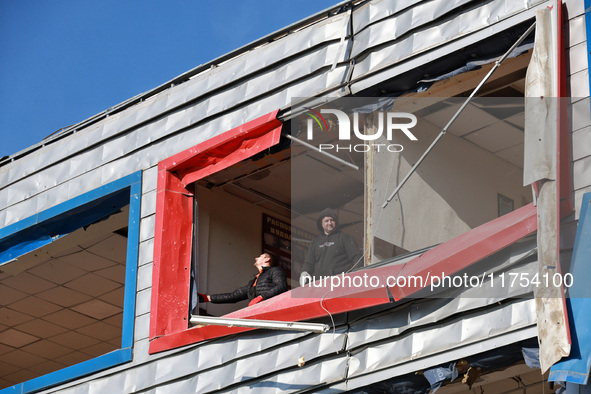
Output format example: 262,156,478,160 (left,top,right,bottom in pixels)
316,208,338,235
